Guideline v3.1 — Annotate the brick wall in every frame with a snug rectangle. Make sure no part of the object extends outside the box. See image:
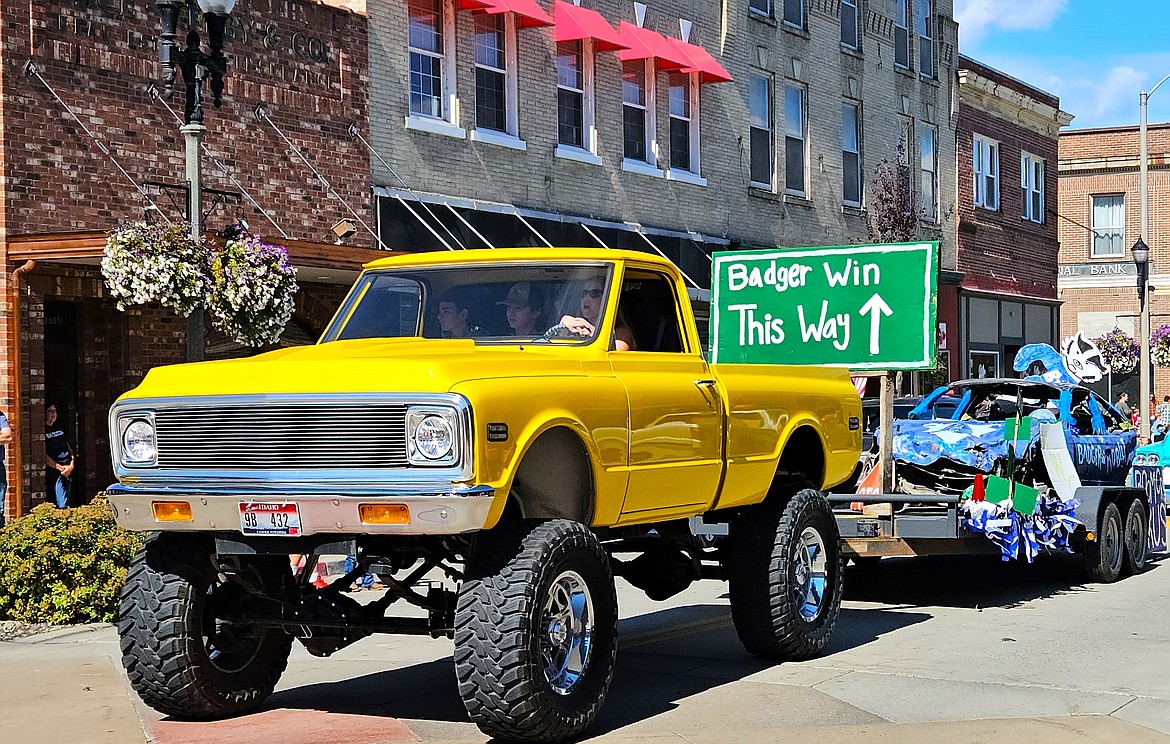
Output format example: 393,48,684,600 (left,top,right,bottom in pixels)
1058,124,1170,398
956,101,1060,299
1,0,371,243
0,0,373,518
366,0,958,264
